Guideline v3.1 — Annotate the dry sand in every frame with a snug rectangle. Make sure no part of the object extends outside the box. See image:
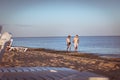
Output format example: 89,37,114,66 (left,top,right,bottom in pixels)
1,48,120,80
